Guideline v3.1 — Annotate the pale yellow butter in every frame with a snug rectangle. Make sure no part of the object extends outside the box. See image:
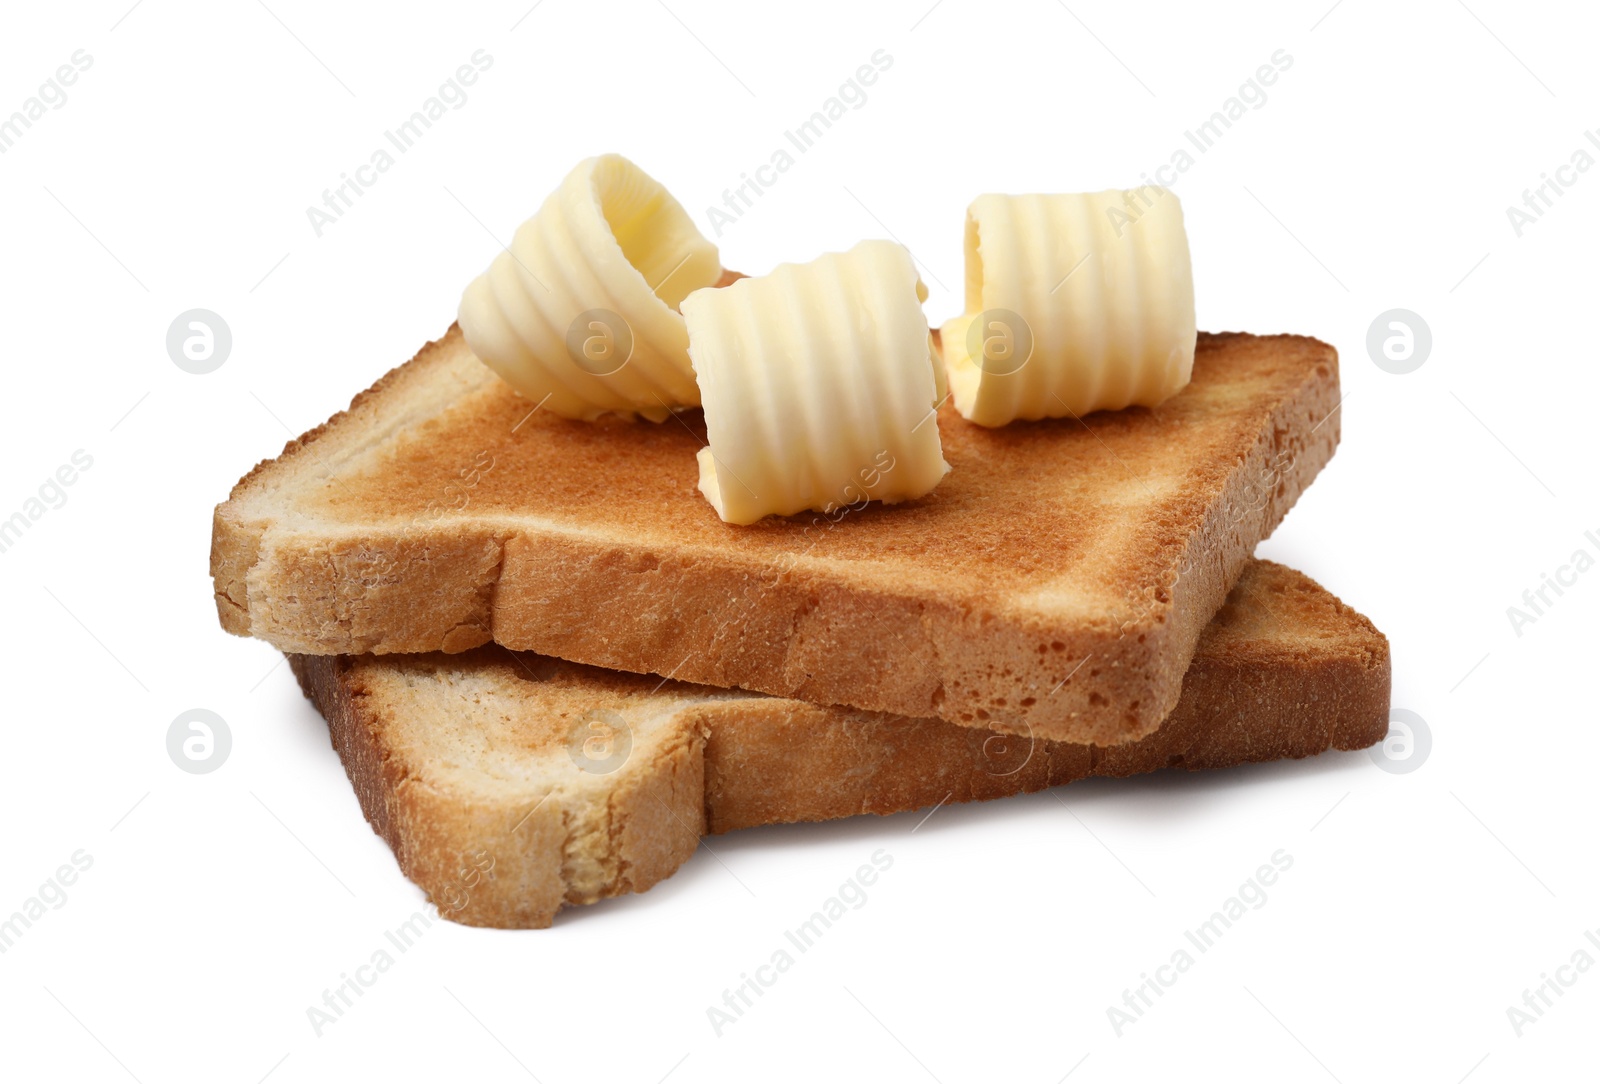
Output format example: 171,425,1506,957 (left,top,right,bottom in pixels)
683,240,950,525
457,155,722,421
939,190,1196,427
